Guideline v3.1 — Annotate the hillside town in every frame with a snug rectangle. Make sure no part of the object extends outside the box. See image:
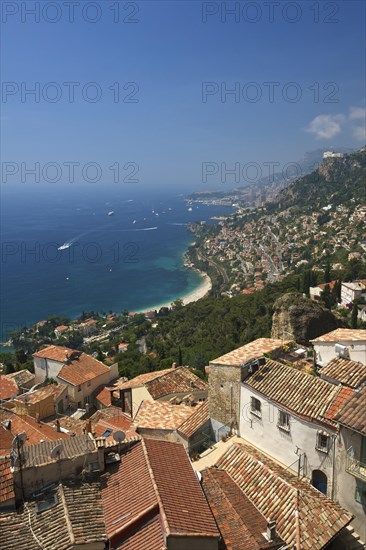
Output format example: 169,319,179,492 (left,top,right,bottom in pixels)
1,325,366,549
